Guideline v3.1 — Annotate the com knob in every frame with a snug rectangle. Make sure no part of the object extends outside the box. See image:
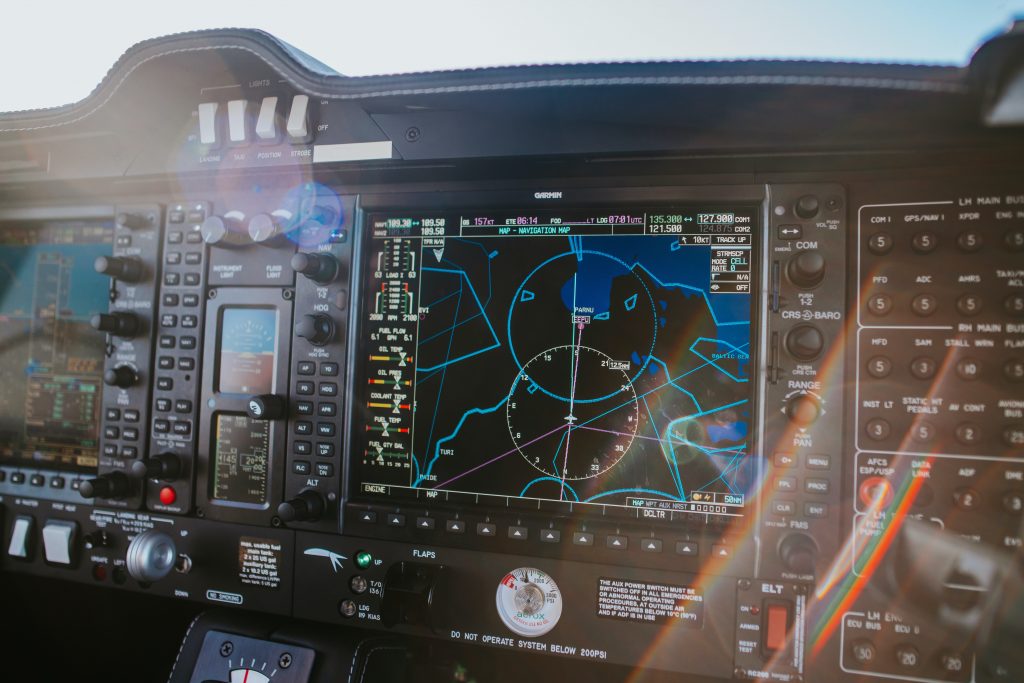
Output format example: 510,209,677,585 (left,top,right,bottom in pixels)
125,529,182,583
785,324,824,361
295,313,335,346
103,365,138,388
292,252,340,284
90,312,140,338
246,394,286,420
200,214,249,247
248,213,292,246
785,393,821,426
130,453,181,481
79,472,130,500
786,250,825,288
115,211,155,230
779,533,818,575
94,255,143,282
277,490,325,523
